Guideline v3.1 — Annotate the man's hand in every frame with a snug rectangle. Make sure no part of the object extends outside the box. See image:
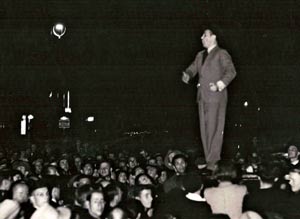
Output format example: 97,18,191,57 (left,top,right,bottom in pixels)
209,83,218,92
182,72,190,84
216,80,226,91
